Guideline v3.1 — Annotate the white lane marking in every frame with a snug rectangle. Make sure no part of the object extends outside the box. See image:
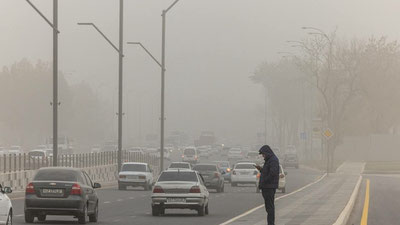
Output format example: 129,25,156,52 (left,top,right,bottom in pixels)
103,201,111,204
219,173,327,225
129,197,135,200
15,214,23,217
130,216,137,218
112,219,121,222
117,199,123,202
